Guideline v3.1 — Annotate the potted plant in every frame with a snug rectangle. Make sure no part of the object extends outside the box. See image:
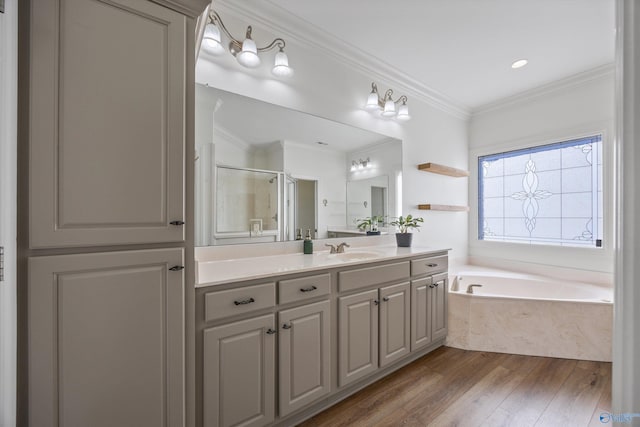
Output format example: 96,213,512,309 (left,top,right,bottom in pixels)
390,214,424,247
356,215,384,235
